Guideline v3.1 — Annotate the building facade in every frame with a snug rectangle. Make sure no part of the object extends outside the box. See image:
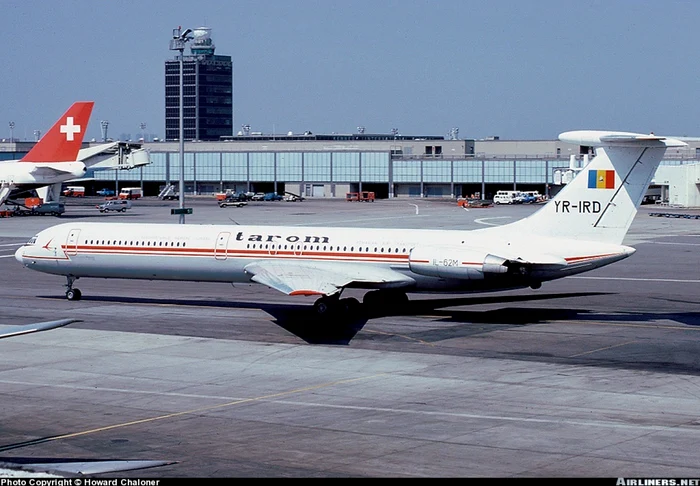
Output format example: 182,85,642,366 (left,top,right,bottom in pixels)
165,27,233,141
86,134,700,206
3,133,699,205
